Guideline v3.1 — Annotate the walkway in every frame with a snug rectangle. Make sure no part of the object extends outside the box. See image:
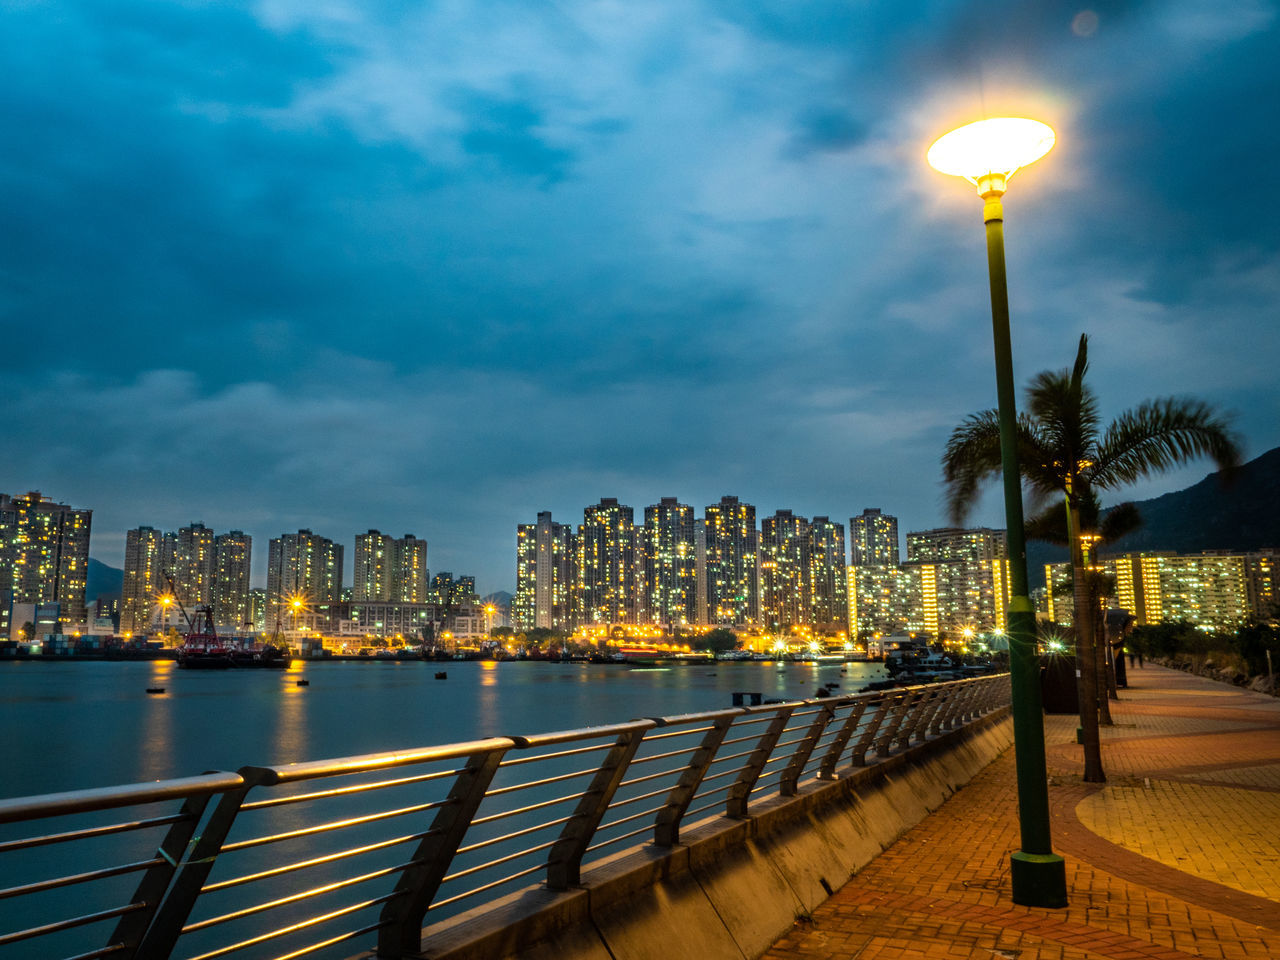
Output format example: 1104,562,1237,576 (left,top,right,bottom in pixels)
760,665,1280,960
